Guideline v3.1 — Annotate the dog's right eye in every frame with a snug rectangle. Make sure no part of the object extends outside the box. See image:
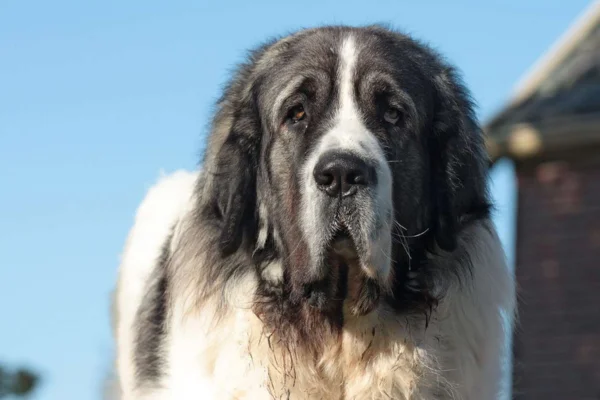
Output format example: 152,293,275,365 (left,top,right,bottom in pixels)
288,105,306,124
383,107,401,125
